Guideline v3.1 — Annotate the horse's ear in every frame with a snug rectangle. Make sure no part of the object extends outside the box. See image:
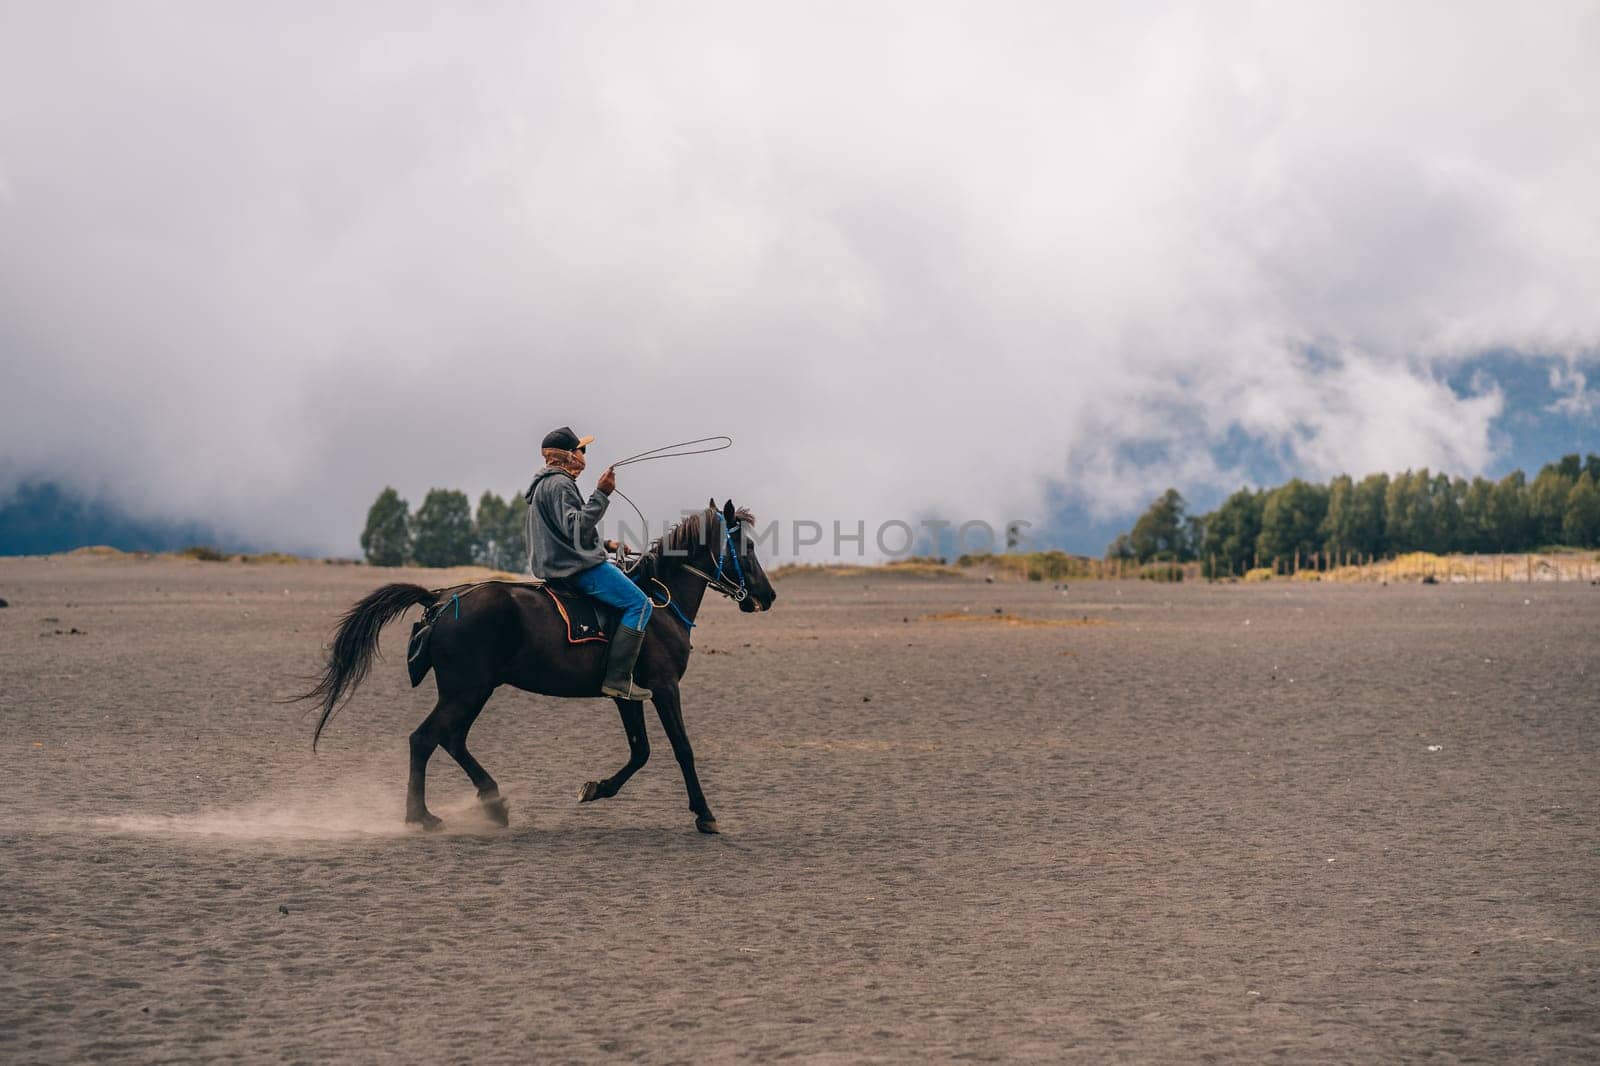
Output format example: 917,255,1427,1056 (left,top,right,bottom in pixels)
708,496,716,511
723,499,737,526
